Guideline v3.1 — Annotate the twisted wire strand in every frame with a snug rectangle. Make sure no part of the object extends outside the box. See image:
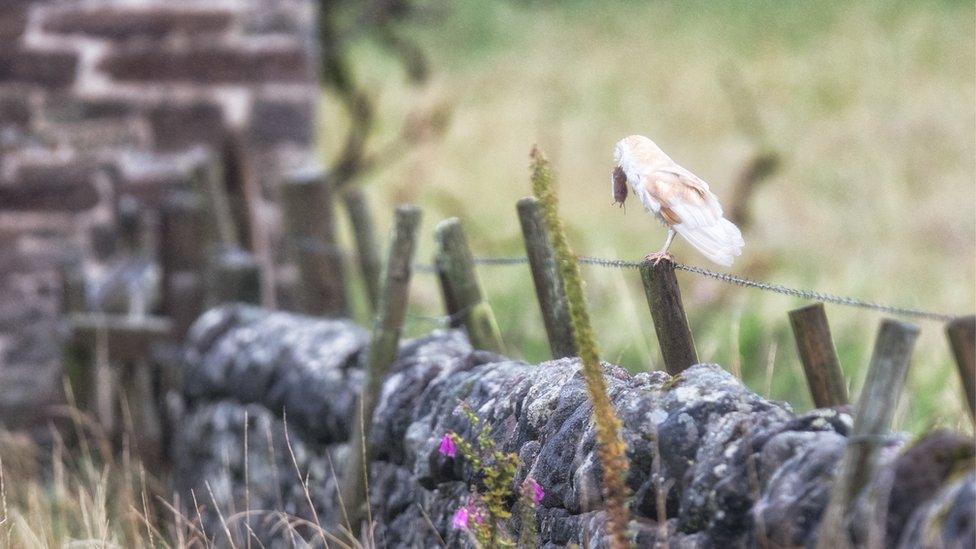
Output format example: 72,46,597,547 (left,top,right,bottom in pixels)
406,304,473,327
406,255,957,323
